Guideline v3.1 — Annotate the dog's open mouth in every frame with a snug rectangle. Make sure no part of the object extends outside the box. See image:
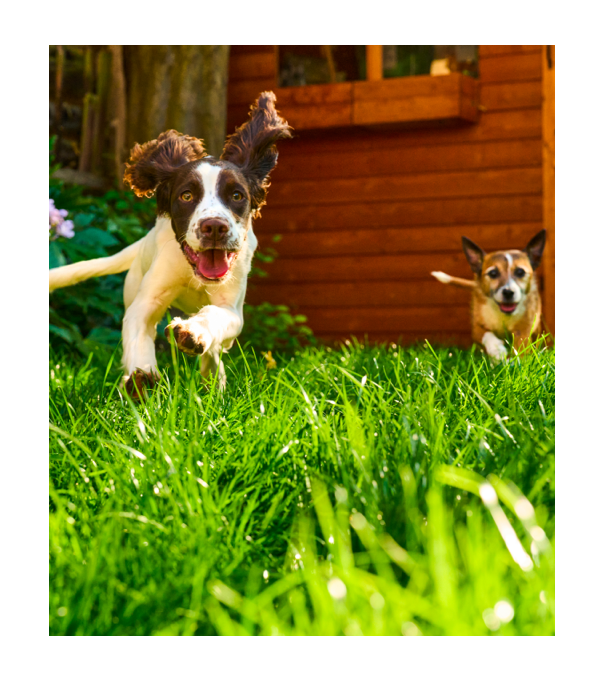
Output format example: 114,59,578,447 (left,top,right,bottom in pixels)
182,244,237,281
498,303,518,314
